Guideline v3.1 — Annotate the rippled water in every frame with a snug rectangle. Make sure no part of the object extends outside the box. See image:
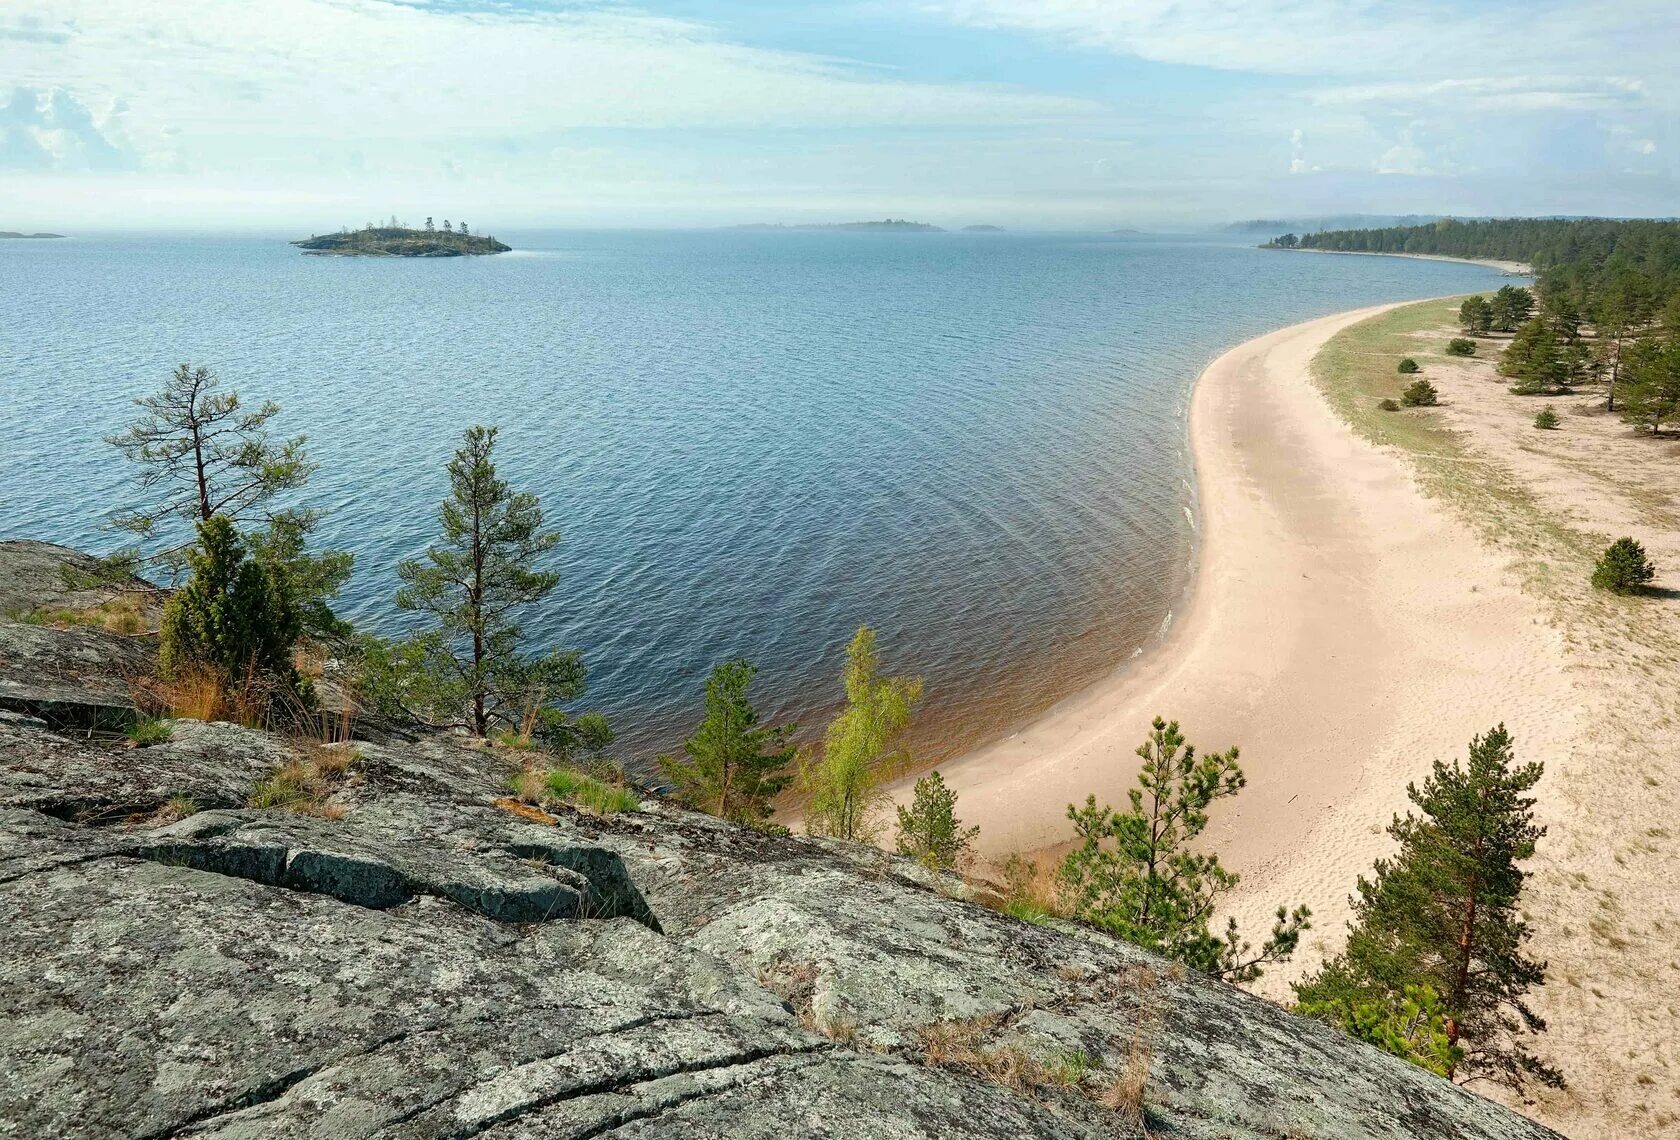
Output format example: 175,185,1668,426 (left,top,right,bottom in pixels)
1,231,1506,763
